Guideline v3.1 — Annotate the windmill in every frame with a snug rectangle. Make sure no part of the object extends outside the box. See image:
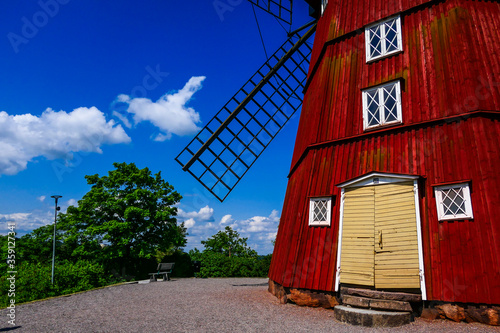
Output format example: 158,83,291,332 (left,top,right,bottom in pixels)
177,0,500,326
175,0,317,202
